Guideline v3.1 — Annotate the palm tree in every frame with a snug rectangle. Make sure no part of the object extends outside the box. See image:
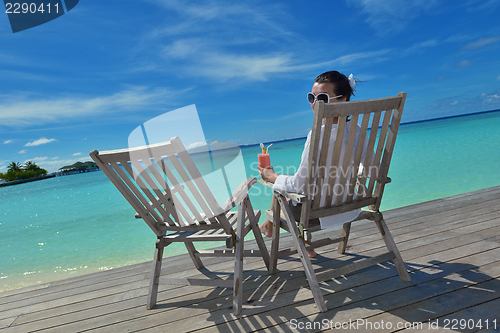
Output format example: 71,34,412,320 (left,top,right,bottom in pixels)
7,161,22,173
24,161,39,171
